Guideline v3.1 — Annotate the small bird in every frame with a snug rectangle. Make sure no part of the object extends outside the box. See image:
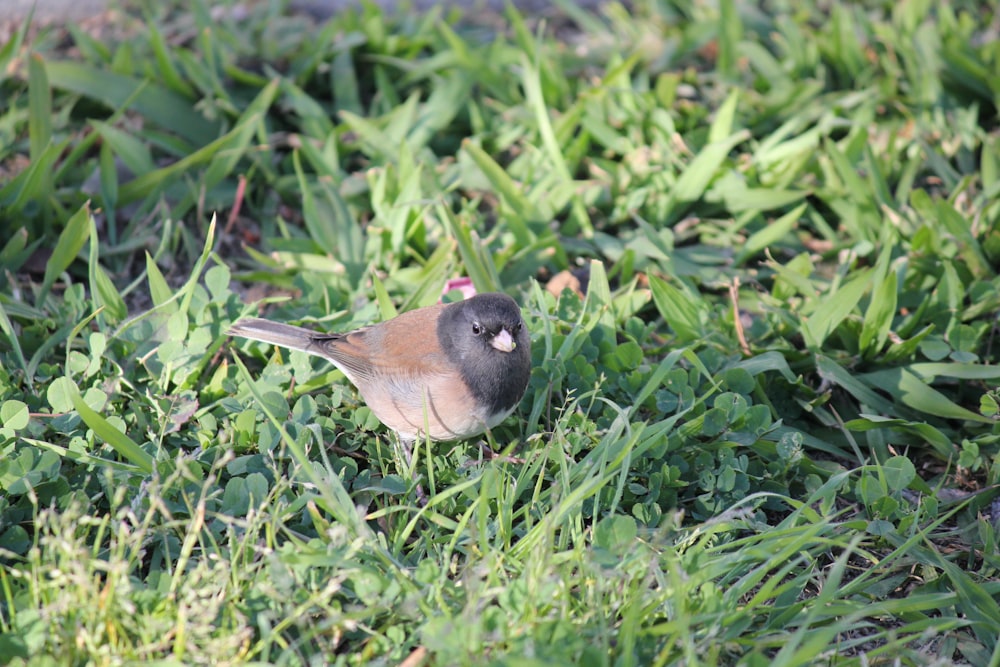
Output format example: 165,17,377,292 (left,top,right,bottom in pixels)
227,293,532,444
